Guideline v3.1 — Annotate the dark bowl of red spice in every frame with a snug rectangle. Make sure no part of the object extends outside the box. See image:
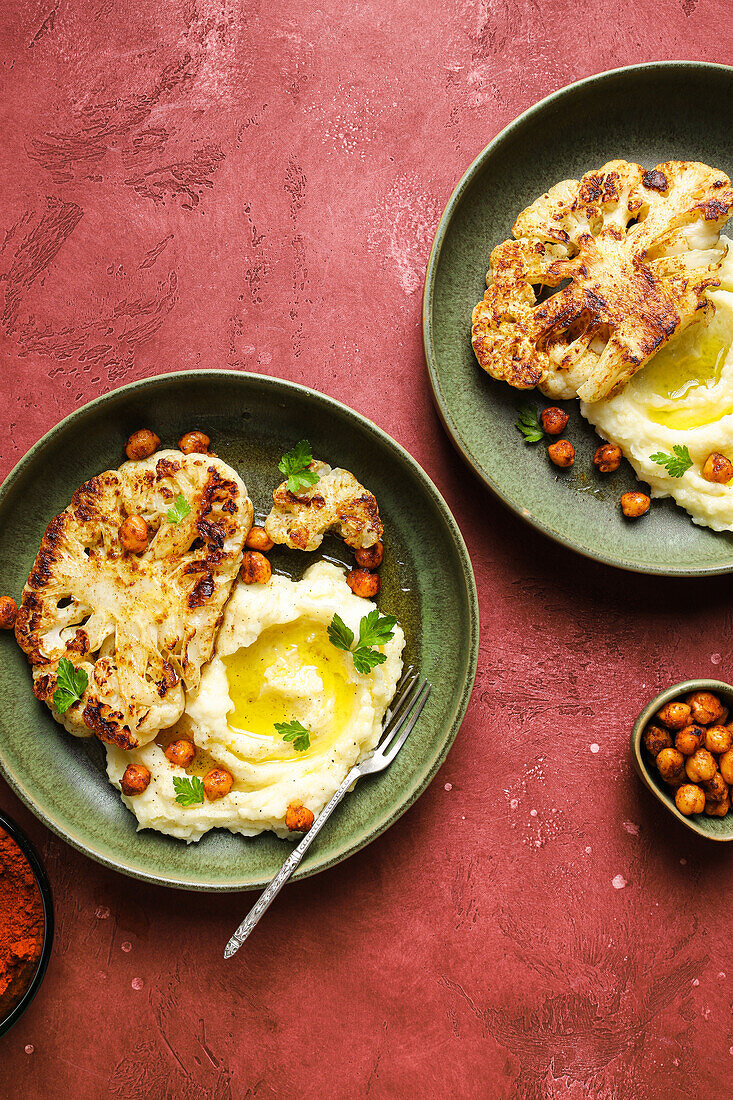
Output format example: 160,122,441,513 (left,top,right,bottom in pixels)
0,811,53,1036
